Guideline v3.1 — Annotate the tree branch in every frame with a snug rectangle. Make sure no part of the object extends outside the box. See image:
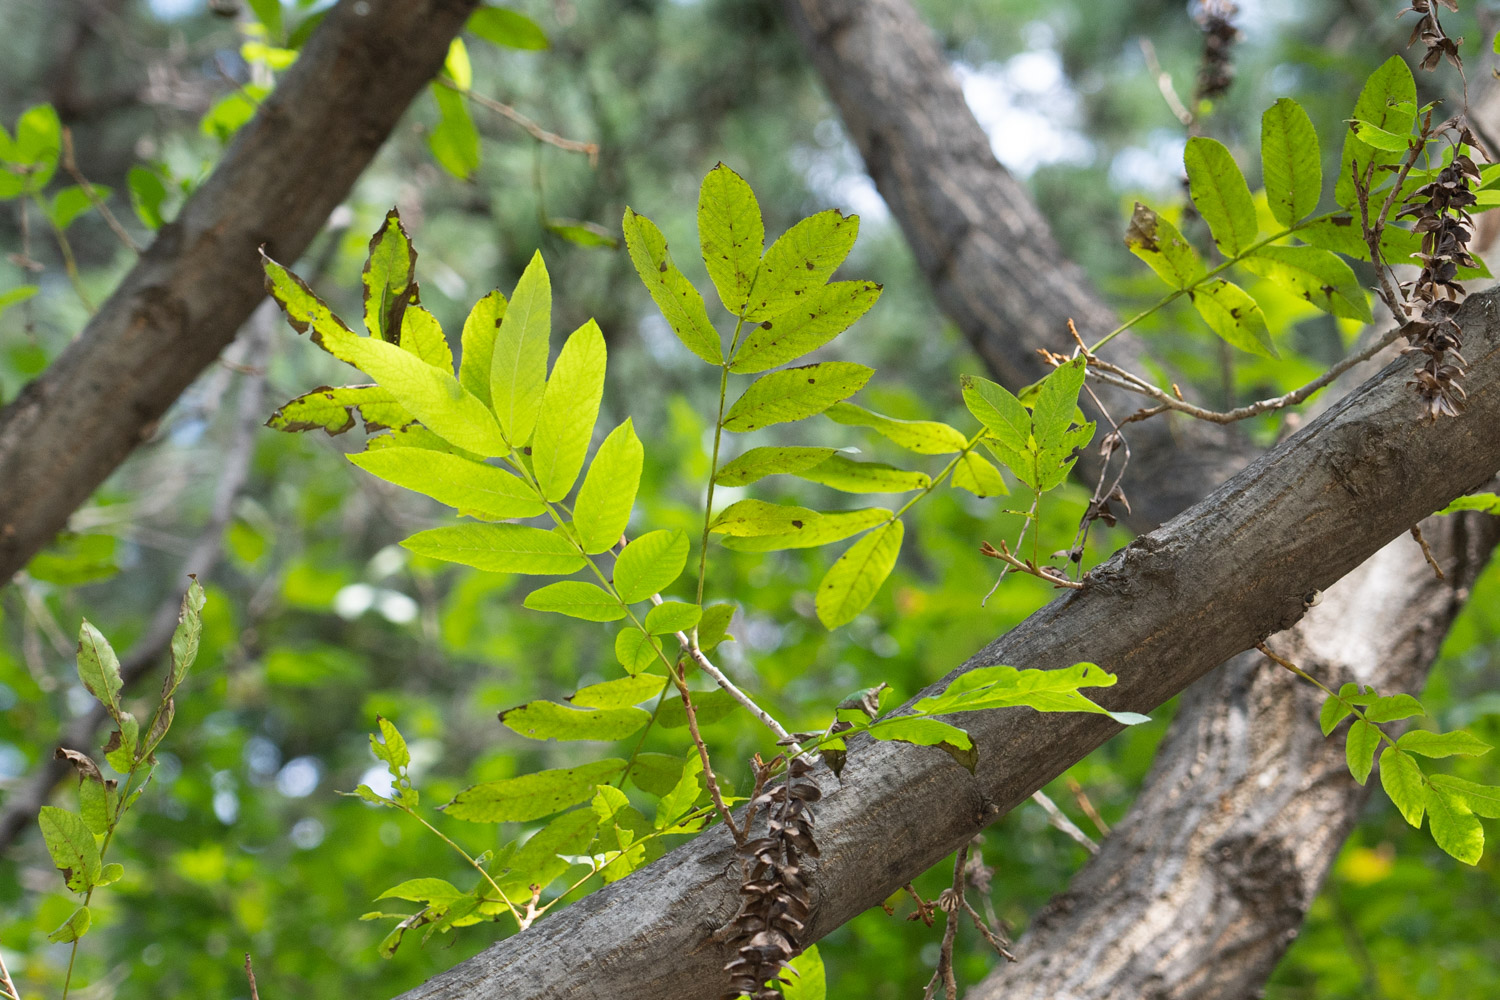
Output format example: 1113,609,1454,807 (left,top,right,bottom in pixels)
387,285,1500,1000
0,0,480,581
